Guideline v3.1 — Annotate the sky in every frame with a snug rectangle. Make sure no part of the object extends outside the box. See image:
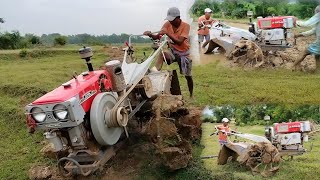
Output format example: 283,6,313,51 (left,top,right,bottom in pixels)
0,0,195,35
